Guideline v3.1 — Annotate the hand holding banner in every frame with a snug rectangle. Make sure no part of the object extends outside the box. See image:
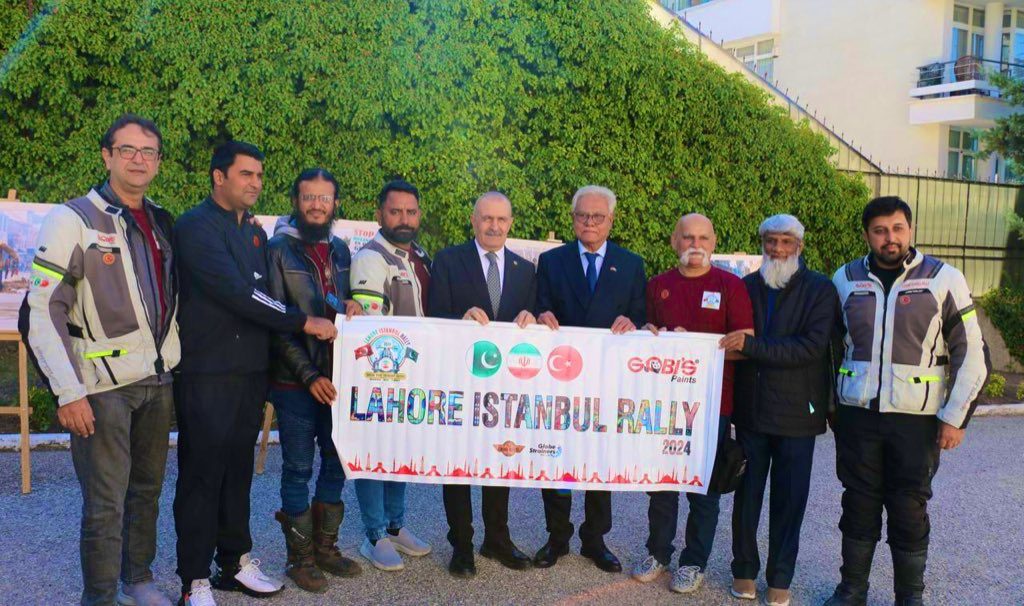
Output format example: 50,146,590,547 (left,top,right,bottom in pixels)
332,316,724,494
